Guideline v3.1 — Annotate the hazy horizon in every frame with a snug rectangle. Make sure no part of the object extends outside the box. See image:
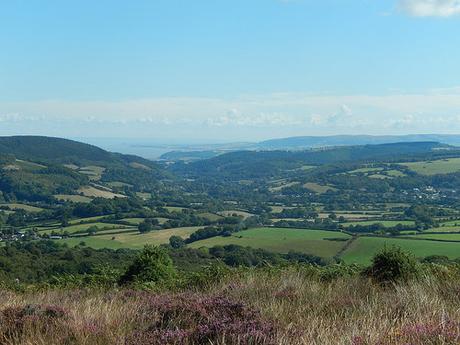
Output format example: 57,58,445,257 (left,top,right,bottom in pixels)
1,0,460,140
